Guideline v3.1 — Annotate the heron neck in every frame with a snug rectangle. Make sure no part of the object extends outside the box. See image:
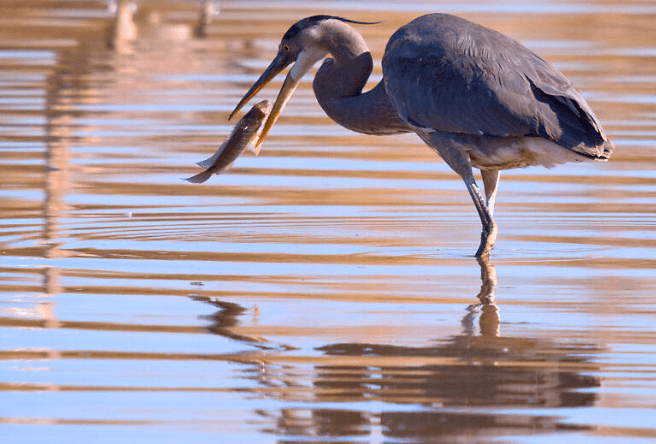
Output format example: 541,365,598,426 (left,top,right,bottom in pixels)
312,26,409,135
